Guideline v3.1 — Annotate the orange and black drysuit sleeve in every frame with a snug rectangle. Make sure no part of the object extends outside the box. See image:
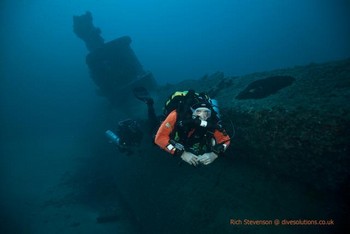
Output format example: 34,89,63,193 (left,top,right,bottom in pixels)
154,110,178,154
213,129,231,151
